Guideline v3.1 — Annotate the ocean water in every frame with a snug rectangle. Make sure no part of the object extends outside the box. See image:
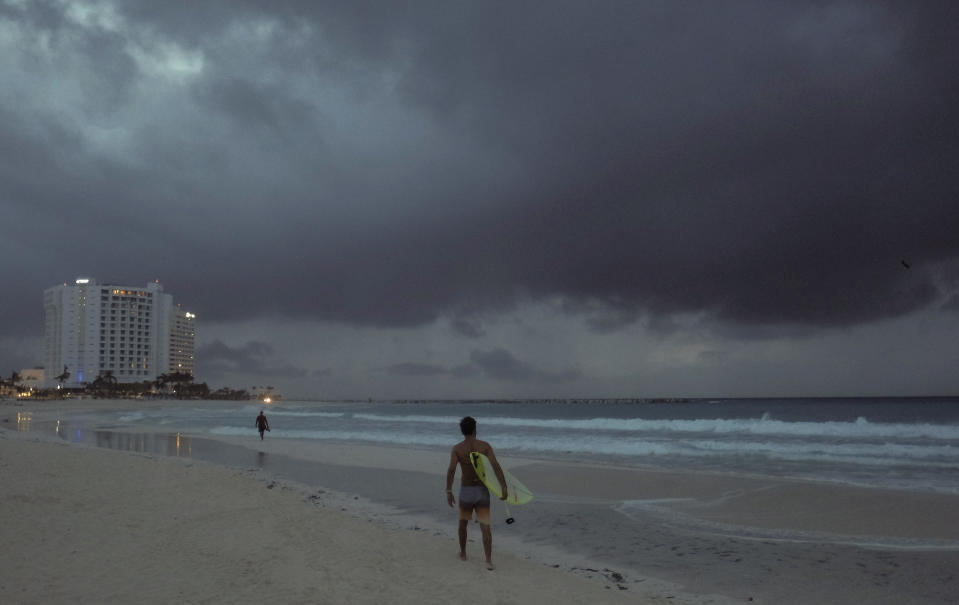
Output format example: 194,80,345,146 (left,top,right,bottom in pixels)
43,397,959,494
